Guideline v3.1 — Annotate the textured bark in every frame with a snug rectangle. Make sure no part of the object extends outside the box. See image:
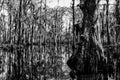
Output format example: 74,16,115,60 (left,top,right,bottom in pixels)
80,0,97,36
106,0,110,44
116,0,120,42
17,0,22,80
